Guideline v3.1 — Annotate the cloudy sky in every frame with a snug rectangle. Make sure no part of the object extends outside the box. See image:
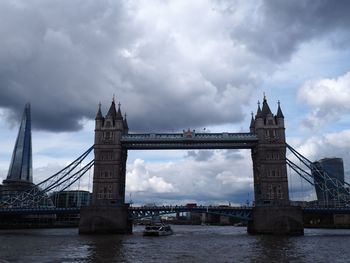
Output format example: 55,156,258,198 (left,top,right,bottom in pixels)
1,0,350,205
